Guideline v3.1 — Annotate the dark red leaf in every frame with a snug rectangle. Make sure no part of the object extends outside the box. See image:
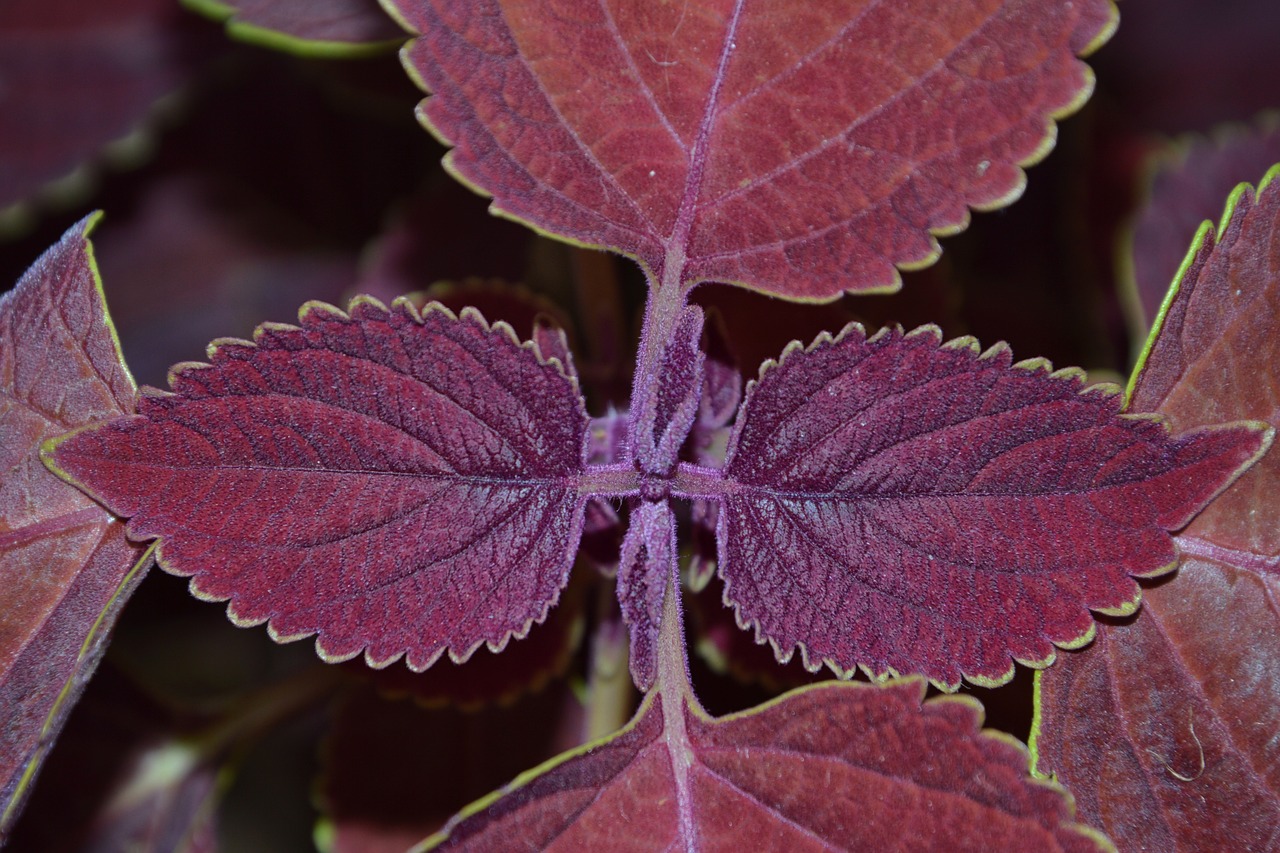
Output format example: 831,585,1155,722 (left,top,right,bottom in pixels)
185,0,404,57
1034,166,1280,851
48,299,590,672
1126,118,1280,329
386,0,1114,297
0,216,148,838
425,678,1107,851
714,324,1266,688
